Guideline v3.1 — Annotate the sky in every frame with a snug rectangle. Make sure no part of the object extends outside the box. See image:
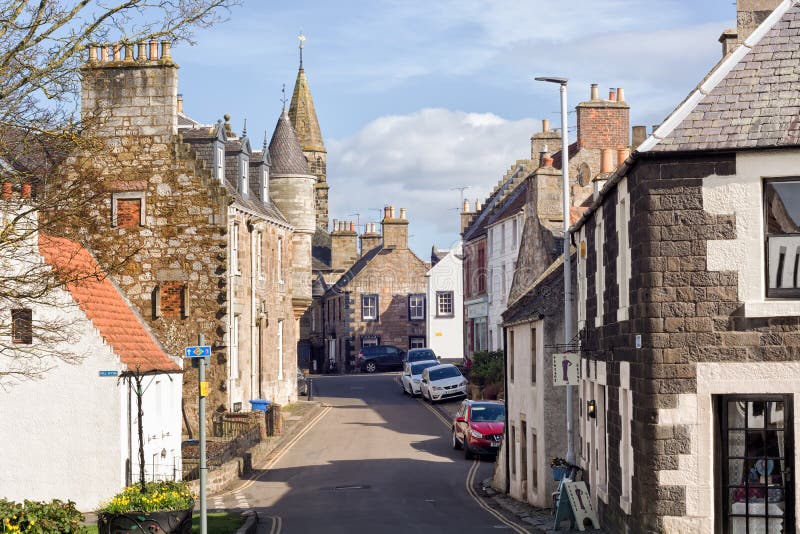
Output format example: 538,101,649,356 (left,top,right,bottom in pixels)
174,0,736,257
